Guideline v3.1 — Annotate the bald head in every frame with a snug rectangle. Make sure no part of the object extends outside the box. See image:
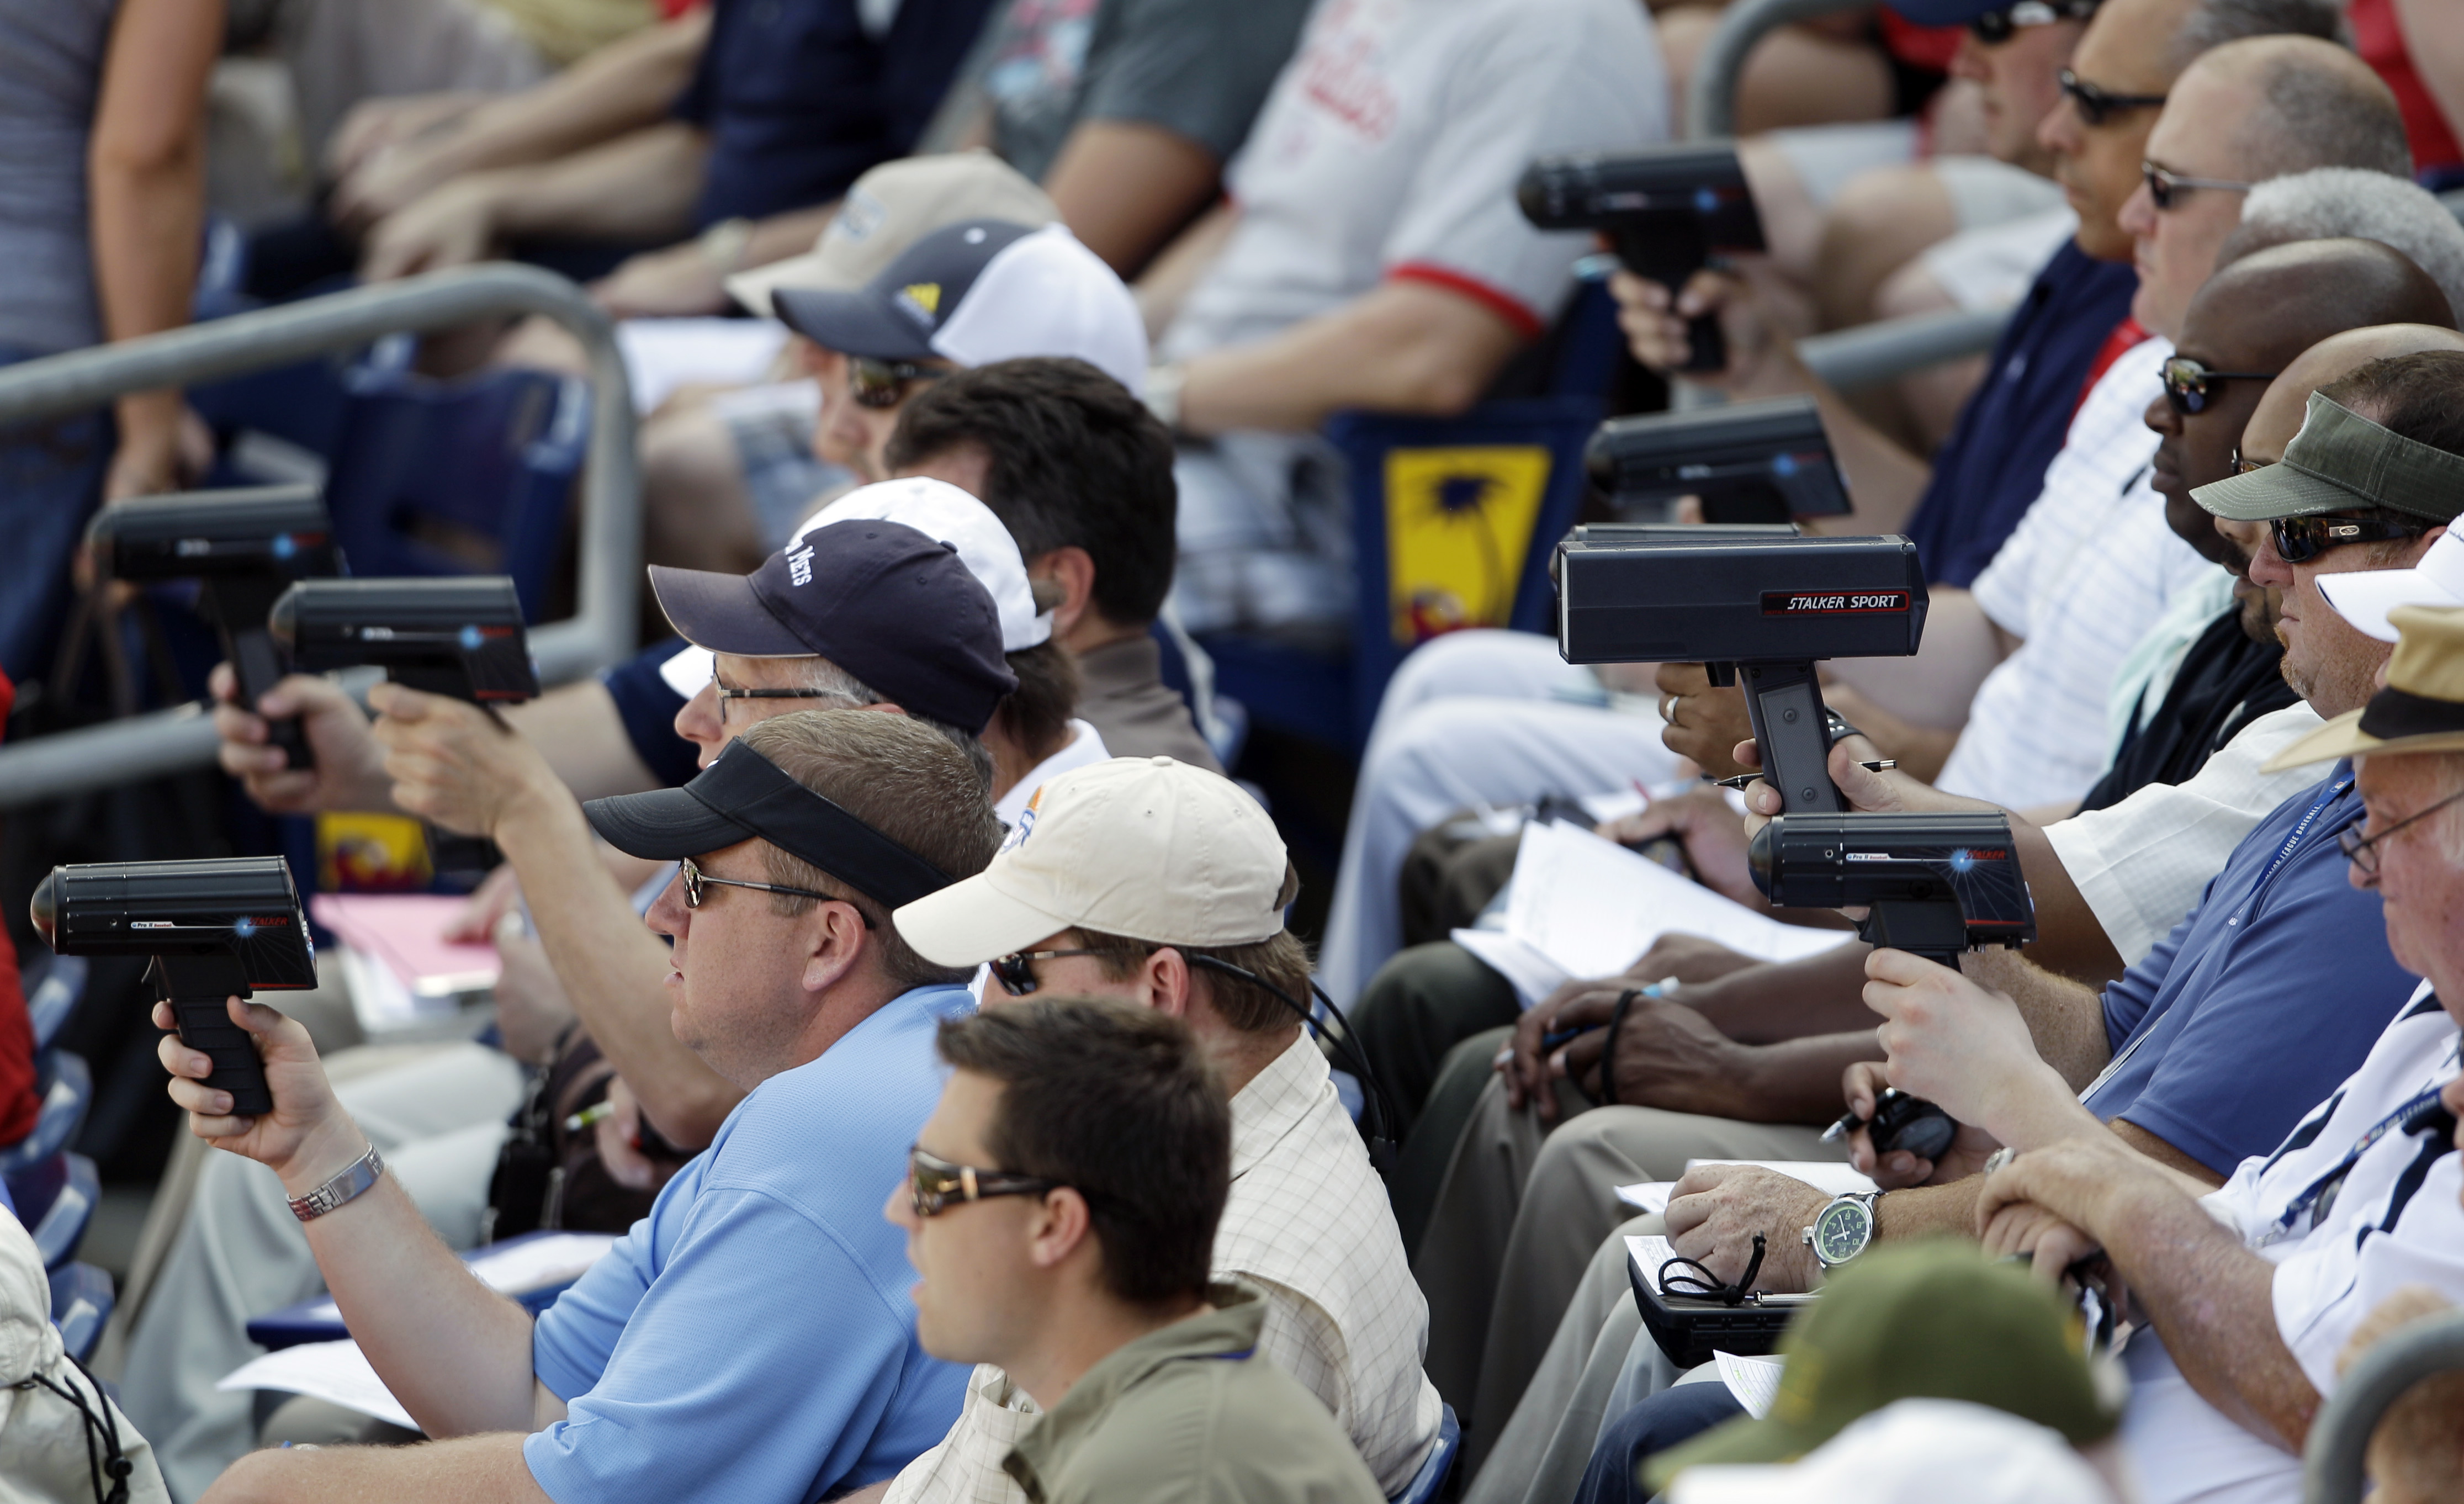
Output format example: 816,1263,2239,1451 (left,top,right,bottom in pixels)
2187,35,2410,179
2242,325,2464,465
2206,239,2457,353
